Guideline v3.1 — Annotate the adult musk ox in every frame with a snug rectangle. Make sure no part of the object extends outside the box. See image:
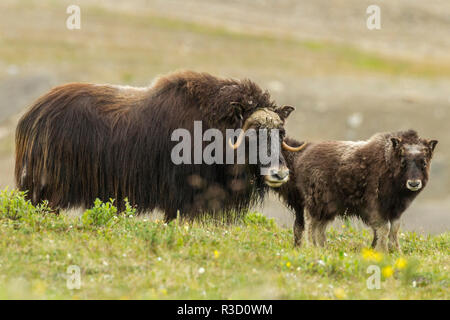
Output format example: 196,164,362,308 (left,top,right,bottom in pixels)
277,130,437,251
15,71,304,220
